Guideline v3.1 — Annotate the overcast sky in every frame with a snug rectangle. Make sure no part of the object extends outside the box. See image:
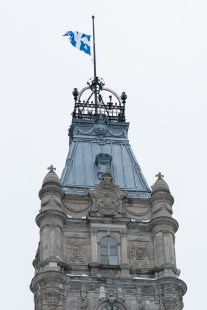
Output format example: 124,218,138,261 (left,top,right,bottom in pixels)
0,1,206,309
